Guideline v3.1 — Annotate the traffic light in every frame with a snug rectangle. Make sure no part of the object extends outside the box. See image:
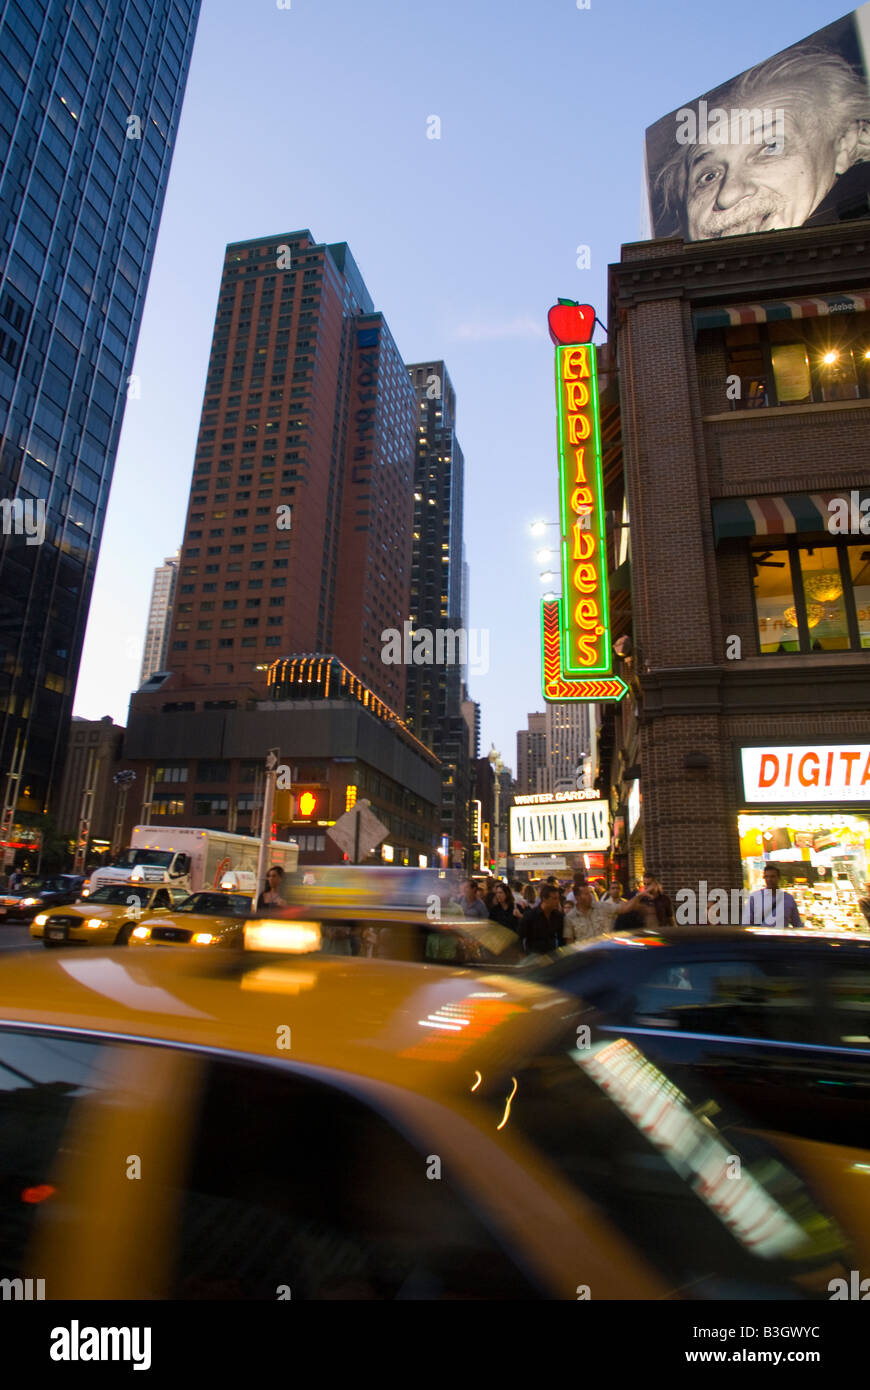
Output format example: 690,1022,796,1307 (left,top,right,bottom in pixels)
293,787,327,821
